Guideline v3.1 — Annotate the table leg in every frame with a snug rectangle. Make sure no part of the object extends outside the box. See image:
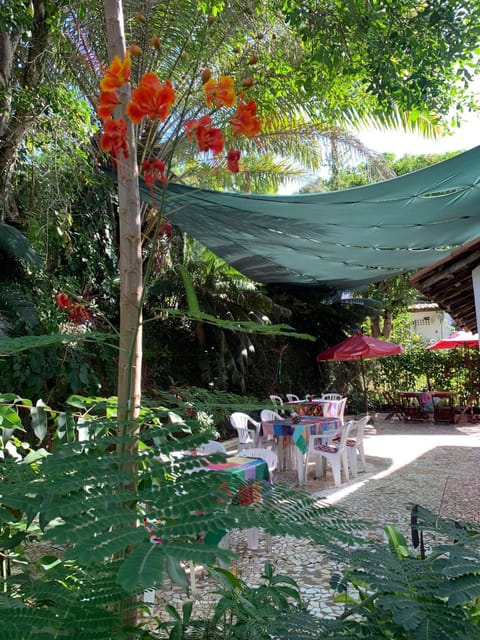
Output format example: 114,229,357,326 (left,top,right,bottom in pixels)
296,447,306,485
246,527,259,550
